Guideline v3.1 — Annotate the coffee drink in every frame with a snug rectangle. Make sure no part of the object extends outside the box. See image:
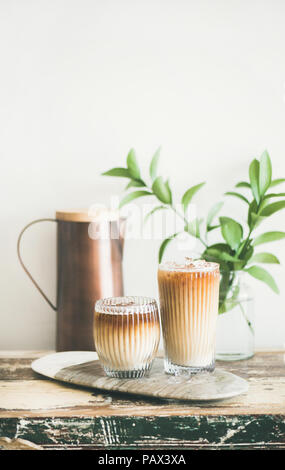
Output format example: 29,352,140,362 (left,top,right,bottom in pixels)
158,259,220,375
94,296,160,378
